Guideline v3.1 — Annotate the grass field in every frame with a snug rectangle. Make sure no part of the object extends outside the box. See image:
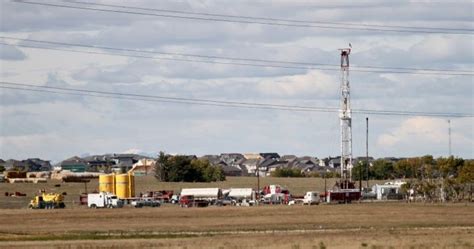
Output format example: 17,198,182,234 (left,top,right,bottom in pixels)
1,176,473,248
0,203,472,248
